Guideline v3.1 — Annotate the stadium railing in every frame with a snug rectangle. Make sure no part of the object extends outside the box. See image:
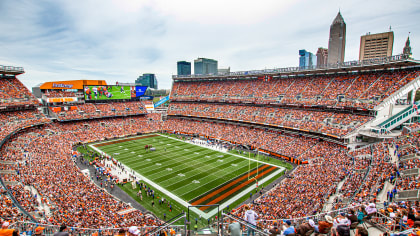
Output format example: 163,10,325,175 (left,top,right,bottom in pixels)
9,222,186,236
7,206,413,235
221,213,270,236
146,212,187,236
0,65,24,74
172,54,411,79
